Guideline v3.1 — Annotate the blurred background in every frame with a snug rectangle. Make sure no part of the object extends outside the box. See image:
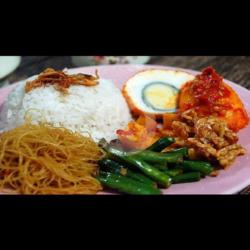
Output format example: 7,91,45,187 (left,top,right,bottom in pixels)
0,56,249,89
